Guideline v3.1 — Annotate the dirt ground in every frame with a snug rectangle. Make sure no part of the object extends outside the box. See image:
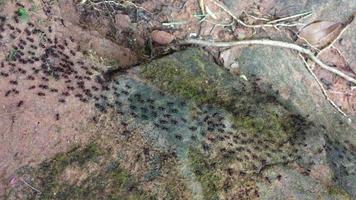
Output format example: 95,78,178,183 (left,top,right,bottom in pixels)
0,0,355,198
